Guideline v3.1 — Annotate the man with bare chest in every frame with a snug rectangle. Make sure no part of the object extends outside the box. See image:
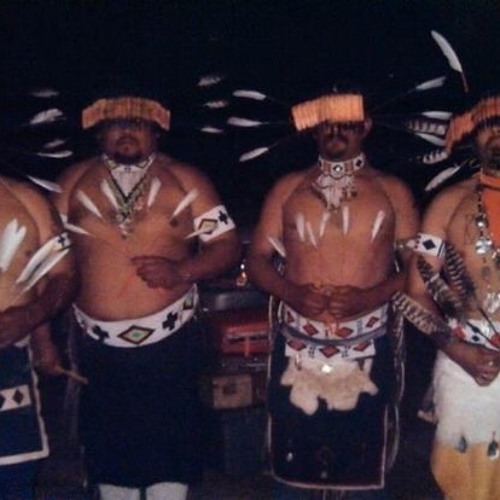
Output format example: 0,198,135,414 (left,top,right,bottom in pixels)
0,178,75,499
53,96,241,500
407,95,500,499
247,92,418,497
